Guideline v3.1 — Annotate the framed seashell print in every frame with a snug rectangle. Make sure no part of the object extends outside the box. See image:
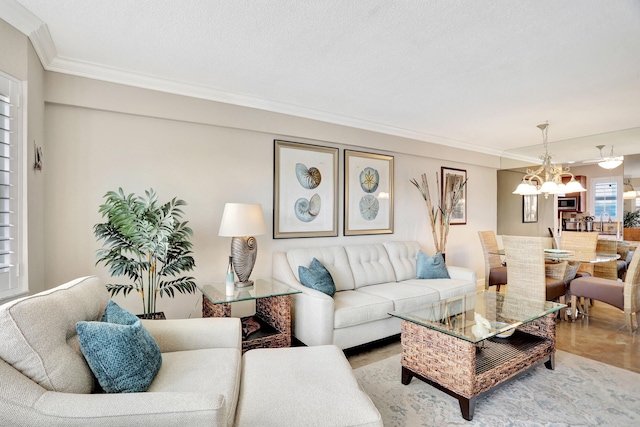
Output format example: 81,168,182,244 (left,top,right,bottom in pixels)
274,140,339,238
344,150,394,236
